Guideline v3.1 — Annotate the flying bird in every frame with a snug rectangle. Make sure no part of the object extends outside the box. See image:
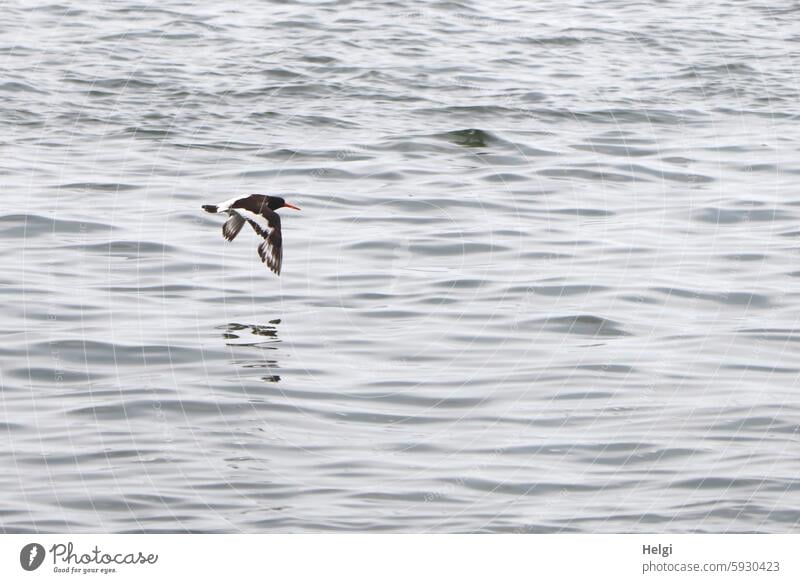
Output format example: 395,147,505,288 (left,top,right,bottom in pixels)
202,194,301,275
